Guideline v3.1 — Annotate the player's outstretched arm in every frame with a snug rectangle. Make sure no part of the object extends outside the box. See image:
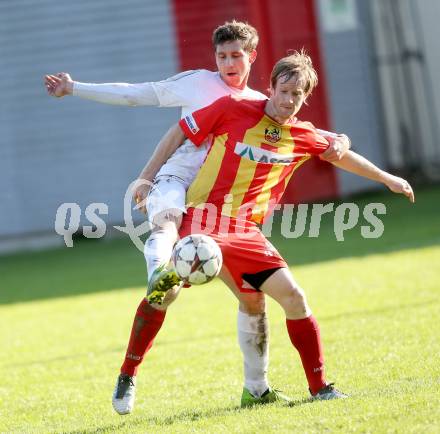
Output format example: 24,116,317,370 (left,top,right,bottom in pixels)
44,72,160,106
133,124,186,213
332,150,415,202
